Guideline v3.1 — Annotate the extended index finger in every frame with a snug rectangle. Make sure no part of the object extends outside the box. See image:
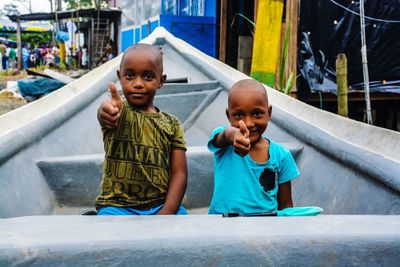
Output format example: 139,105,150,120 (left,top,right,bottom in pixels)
109,82,122,110
239,120,249,138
